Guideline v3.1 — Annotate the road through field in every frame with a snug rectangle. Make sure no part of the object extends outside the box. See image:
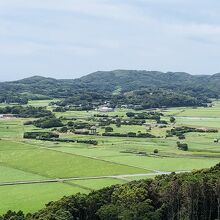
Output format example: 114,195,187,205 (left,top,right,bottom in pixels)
0,171,190,187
